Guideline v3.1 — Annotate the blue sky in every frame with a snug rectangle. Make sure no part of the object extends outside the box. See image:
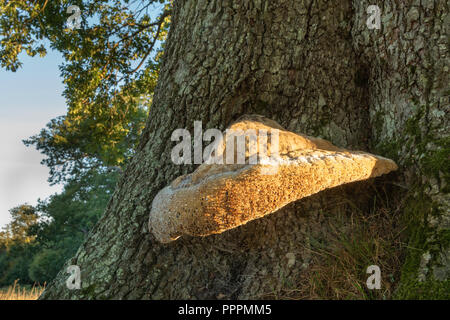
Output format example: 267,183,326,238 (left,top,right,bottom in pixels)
0,50,67,227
